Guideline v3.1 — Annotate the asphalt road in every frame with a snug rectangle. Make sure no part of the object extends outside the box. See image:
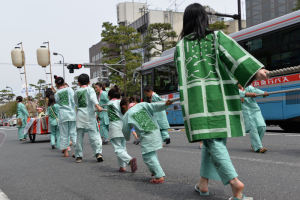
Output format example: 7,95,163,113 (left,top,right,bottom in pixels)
0,126,299,200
